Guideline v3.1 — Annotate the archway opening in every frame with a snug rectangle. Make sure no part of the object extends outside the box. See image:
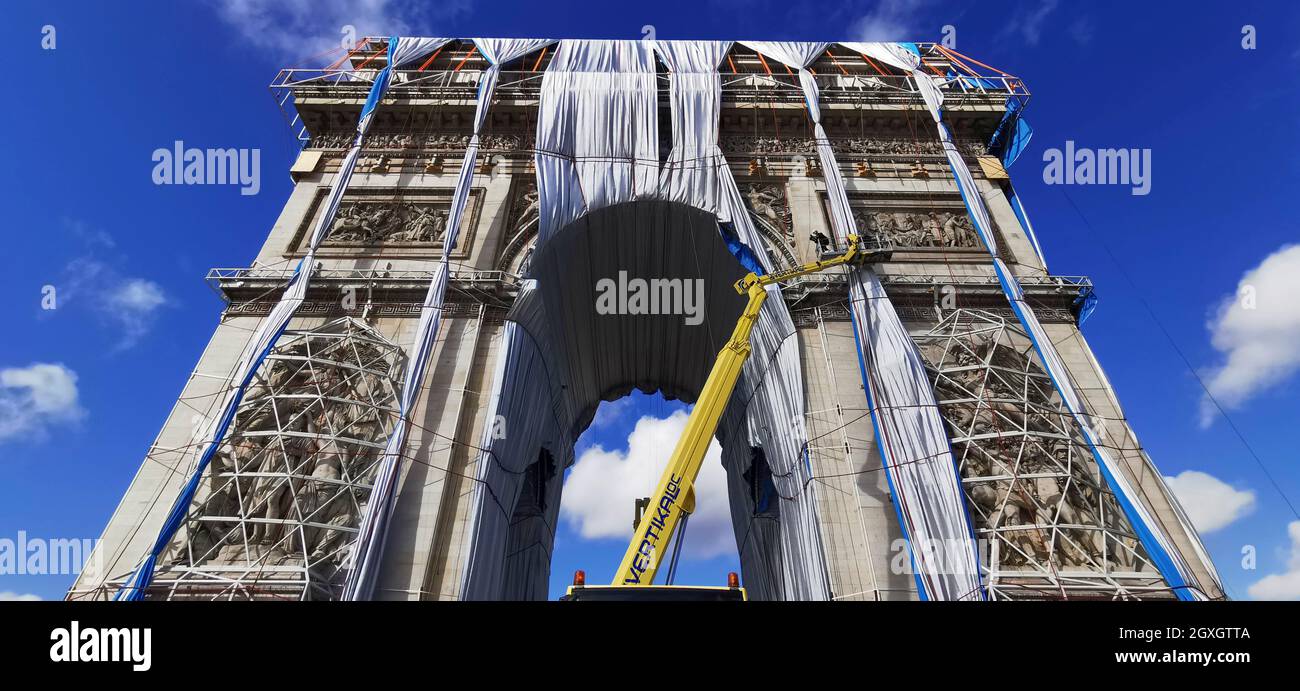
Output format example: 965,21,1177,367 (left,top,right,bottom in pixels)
546,390,742,598
462,200,828,601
